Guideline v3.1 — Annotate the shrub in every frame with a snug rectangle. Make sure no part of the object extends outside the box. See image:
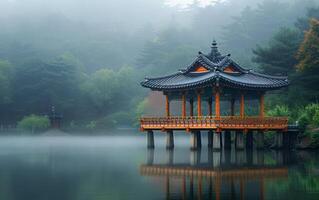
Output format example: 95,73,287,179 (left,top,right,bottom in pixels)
86,121,97,130
17,114,50,133
298,104,319,129
267,105,290,117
